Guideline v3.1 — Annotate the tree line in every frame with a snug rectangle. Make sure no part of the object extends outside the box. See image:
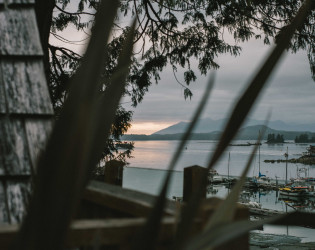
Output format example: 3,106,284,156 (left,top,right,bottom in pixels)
295,133,315,143
266,133,284,143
